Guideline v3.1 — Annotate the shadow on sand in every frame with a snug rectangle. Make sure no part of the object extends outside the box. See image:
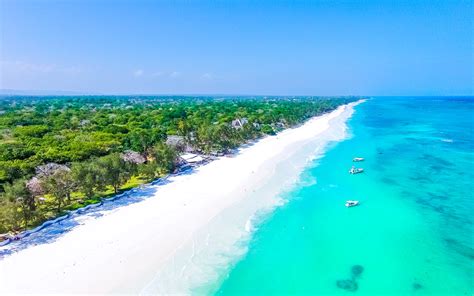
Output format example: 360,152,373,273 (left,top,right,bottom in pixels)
0,166,197,259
